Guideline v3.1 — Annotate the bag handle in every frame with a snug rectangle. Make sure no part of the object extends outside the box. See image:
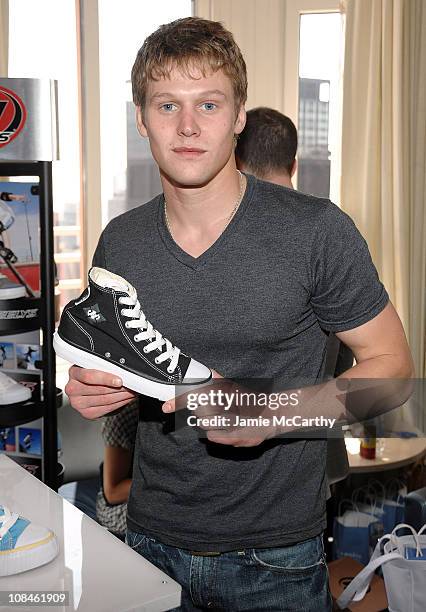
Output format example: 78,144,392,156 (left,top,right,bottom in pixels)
364,493,381,516
386,477,407,499
338,525,426,608
351,487,379,514
392,492,405,507
368,478,386,500
367,480,385,510
390,524,422,557
336,539,401,609
391,523,418,537
351,487,364,505
338,498,360,517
